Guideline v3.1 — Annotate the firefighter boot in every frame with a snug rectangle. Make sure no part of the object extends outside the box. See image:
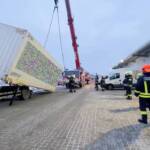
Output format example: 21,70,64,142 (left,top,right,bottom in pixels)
138,115,148,124
129,96,132,100
127,95,132,100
